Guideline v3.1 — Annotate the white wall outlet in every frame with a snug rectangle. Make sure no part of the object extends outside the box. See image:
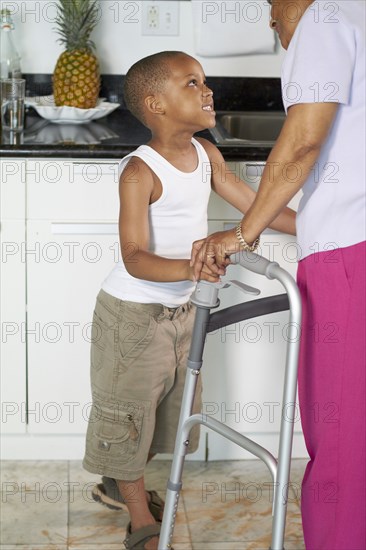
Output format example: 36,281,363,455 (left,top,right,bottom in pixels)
142,1,179,36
